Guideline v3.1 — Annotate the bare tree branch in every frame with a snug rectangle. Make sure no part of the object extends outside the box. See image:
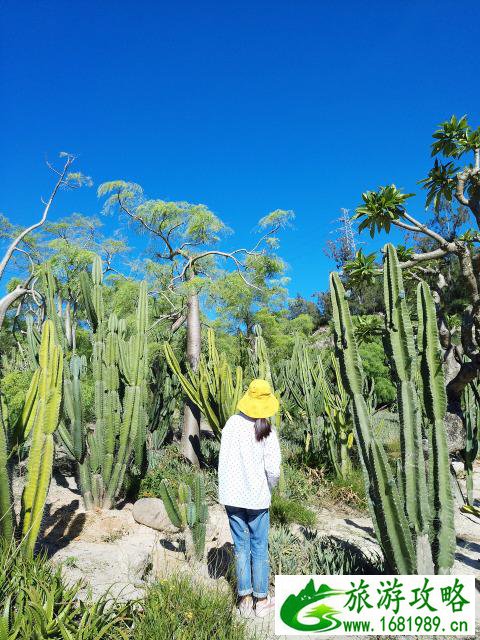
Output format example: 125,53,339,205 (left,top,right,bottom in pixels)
0,155,75,282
